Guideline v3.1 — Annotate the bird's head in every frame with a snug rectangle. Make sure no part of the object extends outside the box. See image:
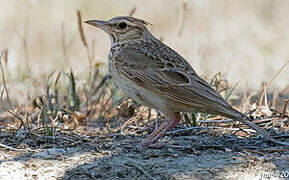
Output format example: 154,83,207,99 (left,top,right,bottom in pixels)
85,16,151,44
